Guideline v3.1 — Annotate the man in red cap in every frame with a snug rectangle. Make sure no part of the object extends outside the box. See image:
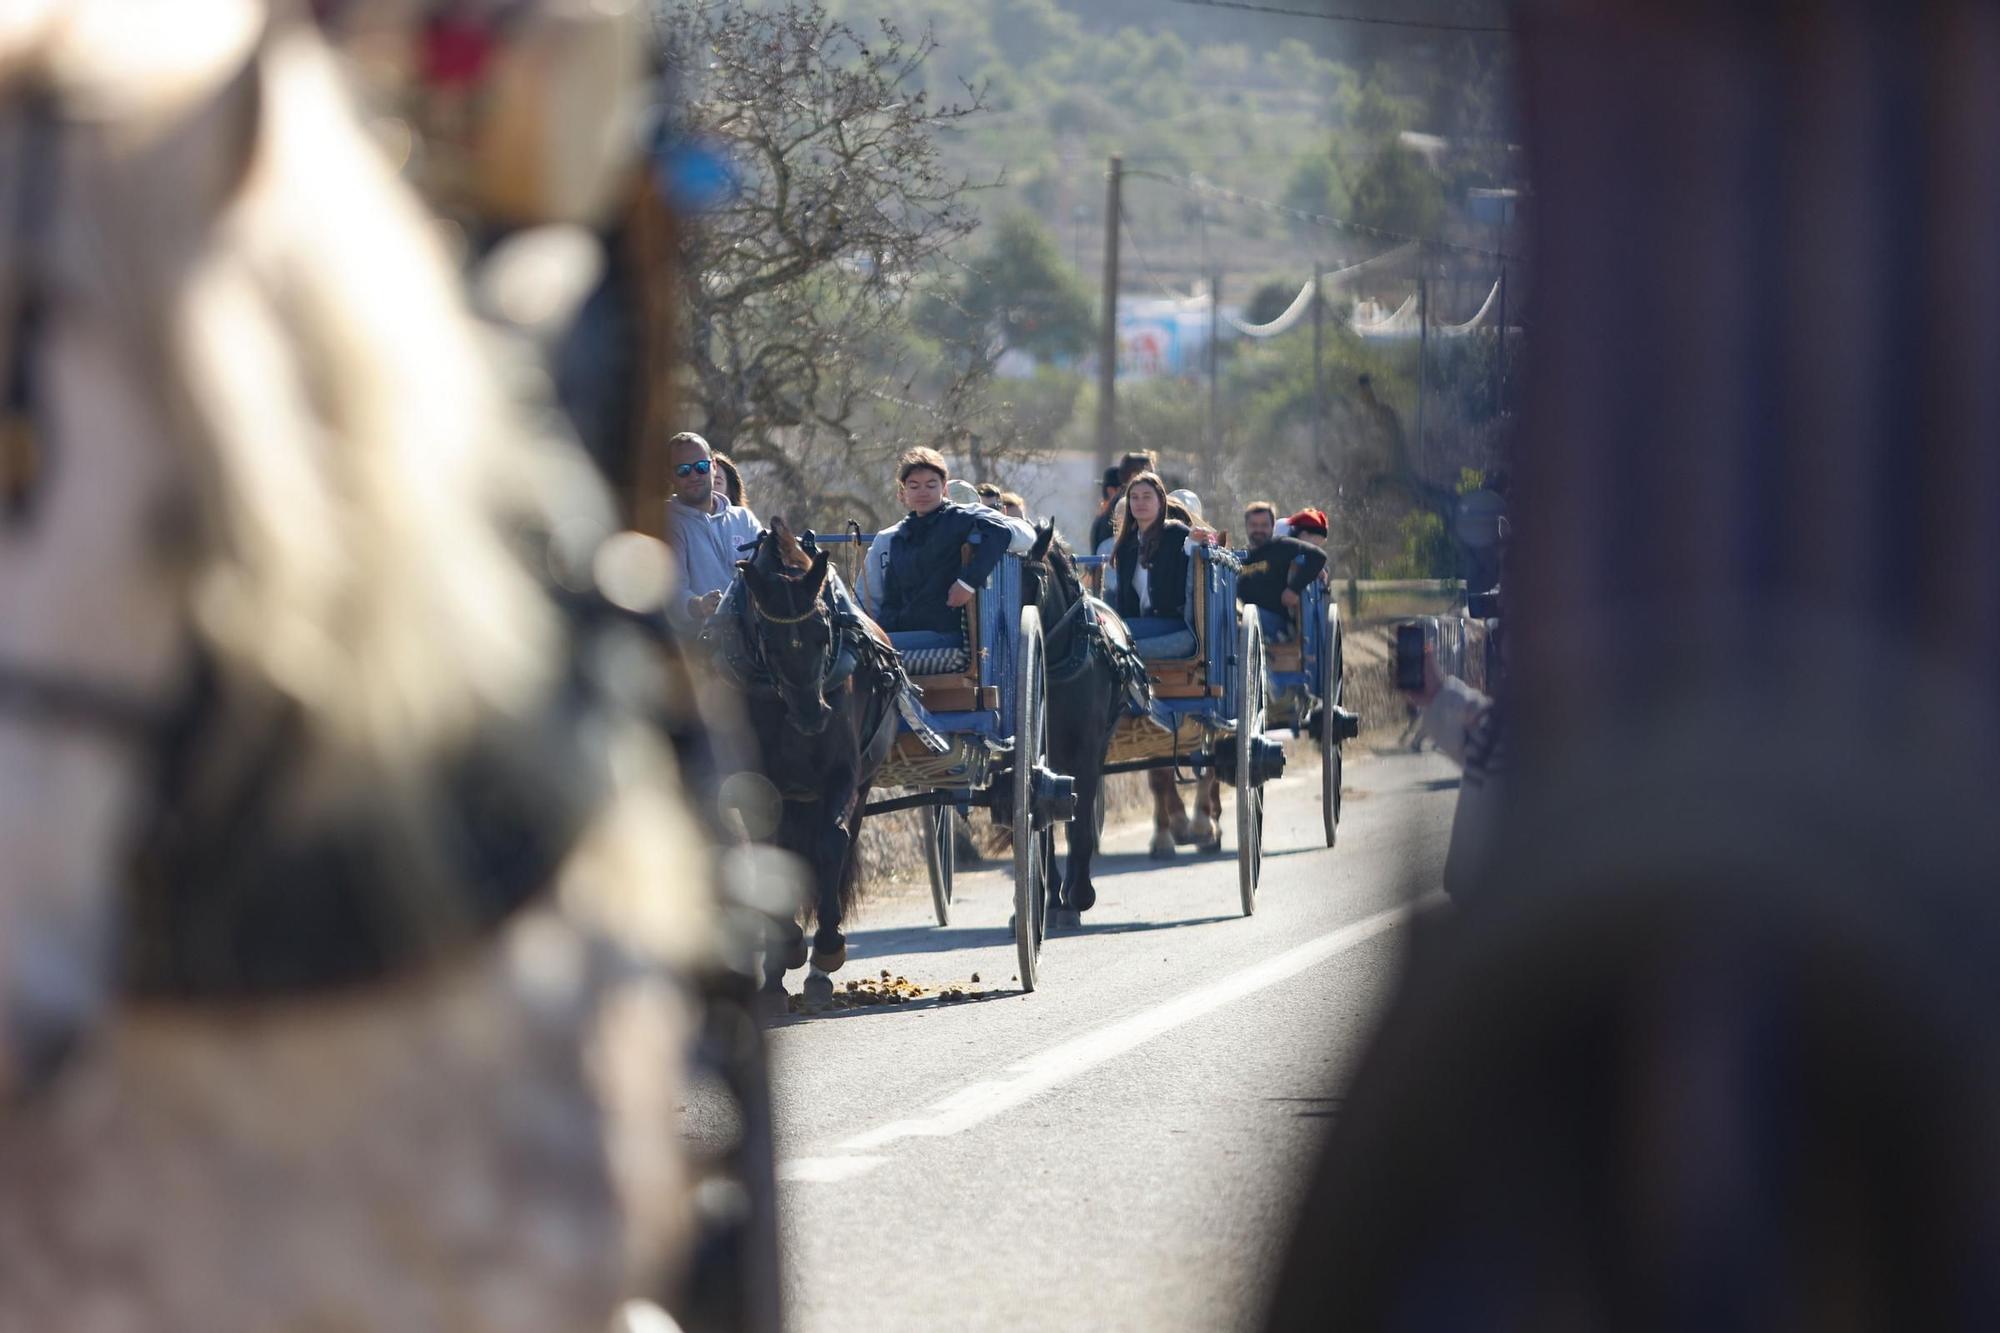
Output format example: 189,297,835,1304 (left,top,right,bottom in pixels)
1237,501,1329,642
